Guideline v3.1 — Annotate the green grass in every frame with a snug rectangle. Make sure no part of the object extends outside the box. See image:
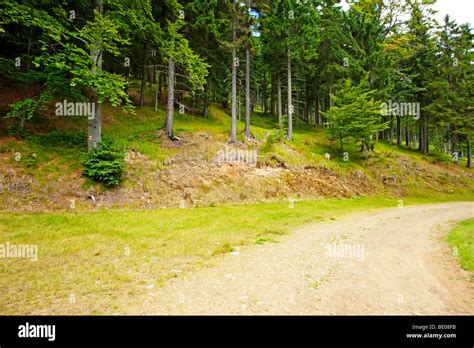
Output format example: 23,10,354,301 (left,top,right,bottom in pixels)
0,195,471,314
447,218,474,280
1,93,473,313
2,95,471,191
